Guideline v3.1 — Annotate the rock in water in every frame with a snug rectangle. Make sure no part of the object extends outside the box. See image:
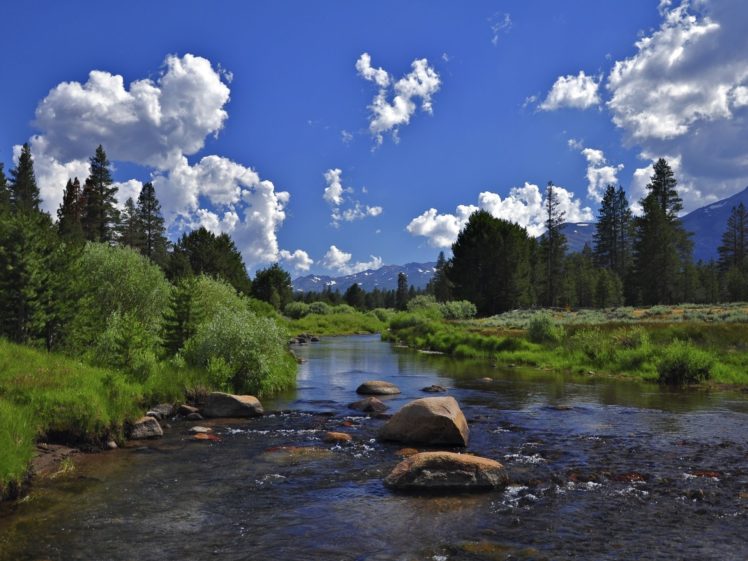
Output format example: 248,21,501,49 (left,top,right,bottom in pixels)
355,380,401,395
384,452,507,491
323,431,352,443
130,416,163,439
202,392,264,418
378,396,469,446
348,396,388,413
421,384,447,393
178,404,200,416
